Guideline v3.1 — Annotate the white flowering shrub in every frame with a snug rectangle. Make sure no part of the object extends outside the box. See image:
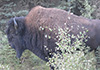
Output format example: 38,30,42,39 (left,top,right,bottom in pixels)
47,26,96,70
